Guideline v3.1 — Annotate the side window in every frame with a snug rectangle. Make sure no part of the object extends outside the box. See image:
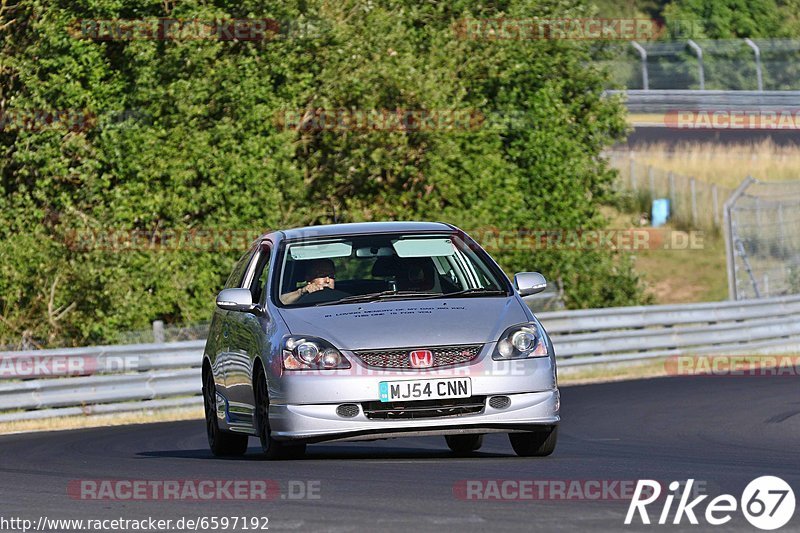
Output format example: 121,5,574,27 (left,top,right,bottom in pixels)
224,247,257,289
249,245,272,303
